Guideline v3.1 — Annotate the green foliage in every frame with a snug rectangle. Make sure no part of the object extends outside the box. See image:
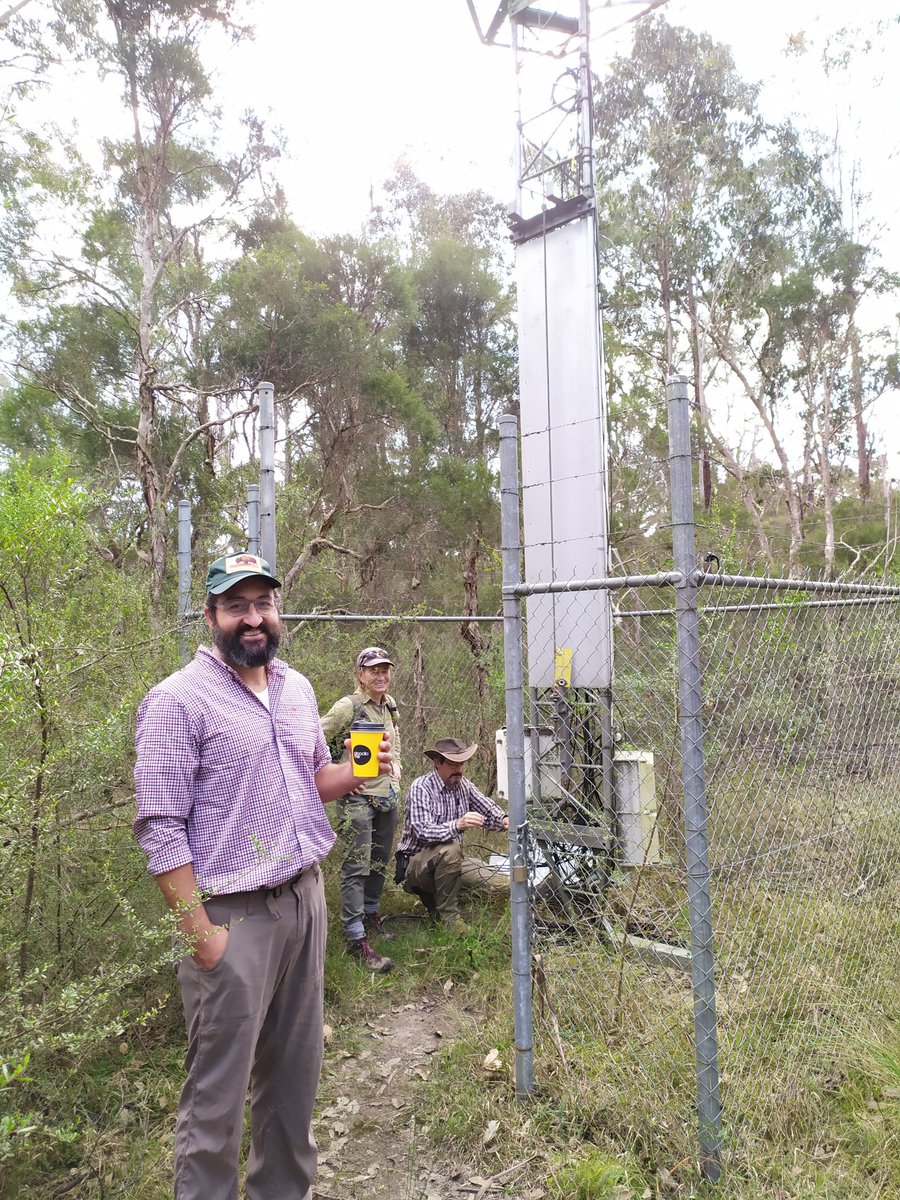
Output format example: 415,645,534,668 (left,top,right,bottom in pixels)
0,455,178,1187
548,1151,636,1200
